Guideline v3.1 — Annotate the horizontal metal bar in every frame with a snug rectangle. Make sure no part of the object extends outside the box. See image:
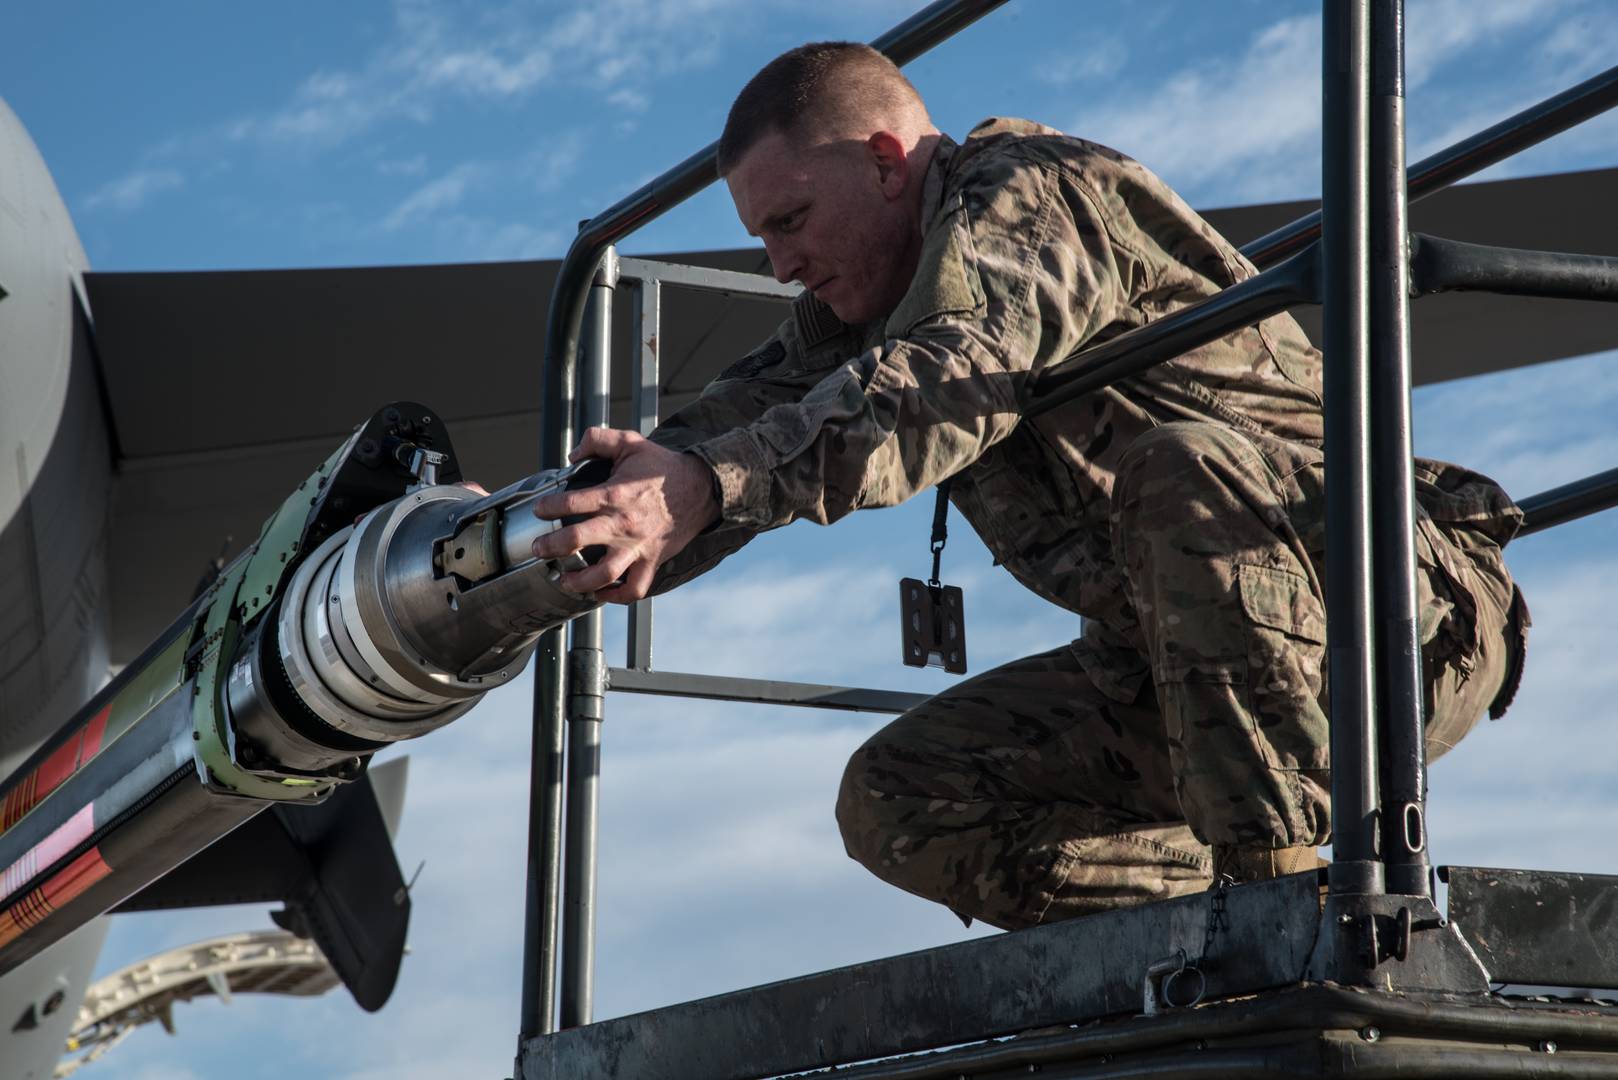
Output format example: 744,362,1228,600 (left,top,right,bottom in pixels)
1517,466,1618,537
823,982,1618,1080
615,257,801,301
1410,234,1618,302
1444,866,1618,989
1243,62,1618,267
605,668,927,714
519,872,1323,1080
843,1038,1618,1079
1024,244,1318,419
